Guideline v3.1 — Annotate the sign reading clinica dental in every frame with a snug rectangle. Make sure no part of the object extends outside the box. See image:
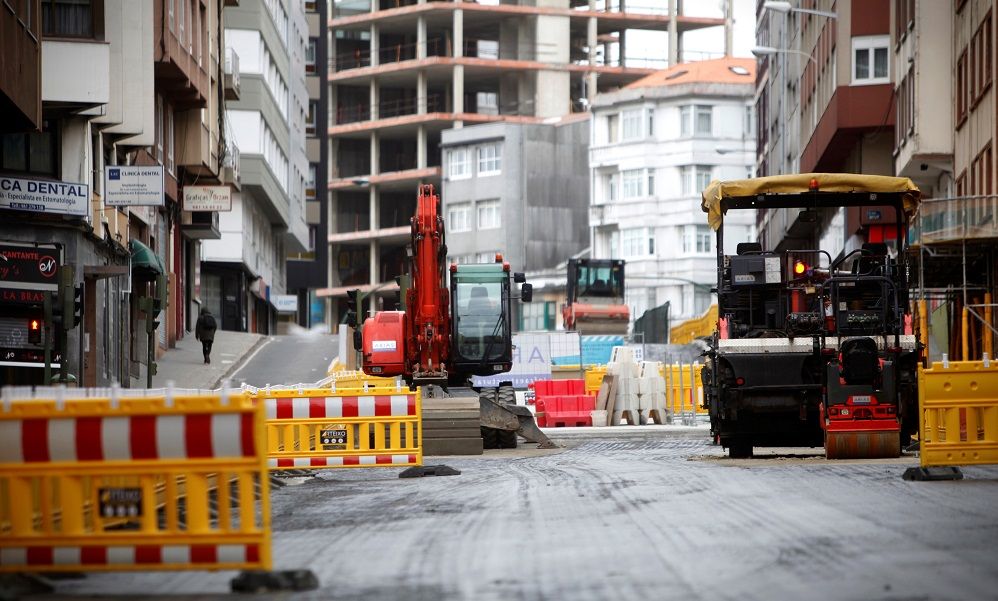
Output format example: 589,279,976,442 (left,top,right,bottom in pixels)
0,175,89,216
104,166,165,207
